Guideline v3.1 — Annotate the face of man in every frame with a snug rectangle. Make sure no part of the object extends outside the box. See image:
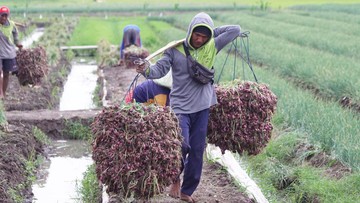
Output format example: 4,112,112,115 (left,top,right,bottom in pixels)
190,32,210,49
0,14,8,25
